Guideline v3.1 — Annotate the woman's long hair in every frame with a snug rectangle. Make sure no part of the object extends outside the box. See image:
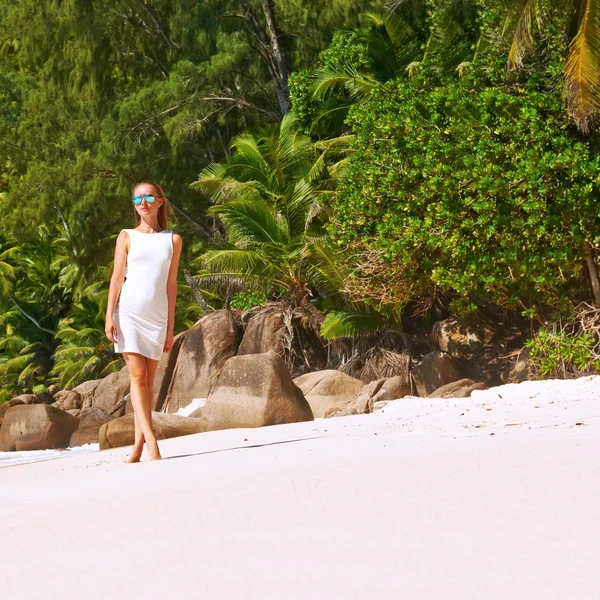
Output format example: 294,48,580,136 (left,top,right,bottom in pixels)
132,181,171,230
